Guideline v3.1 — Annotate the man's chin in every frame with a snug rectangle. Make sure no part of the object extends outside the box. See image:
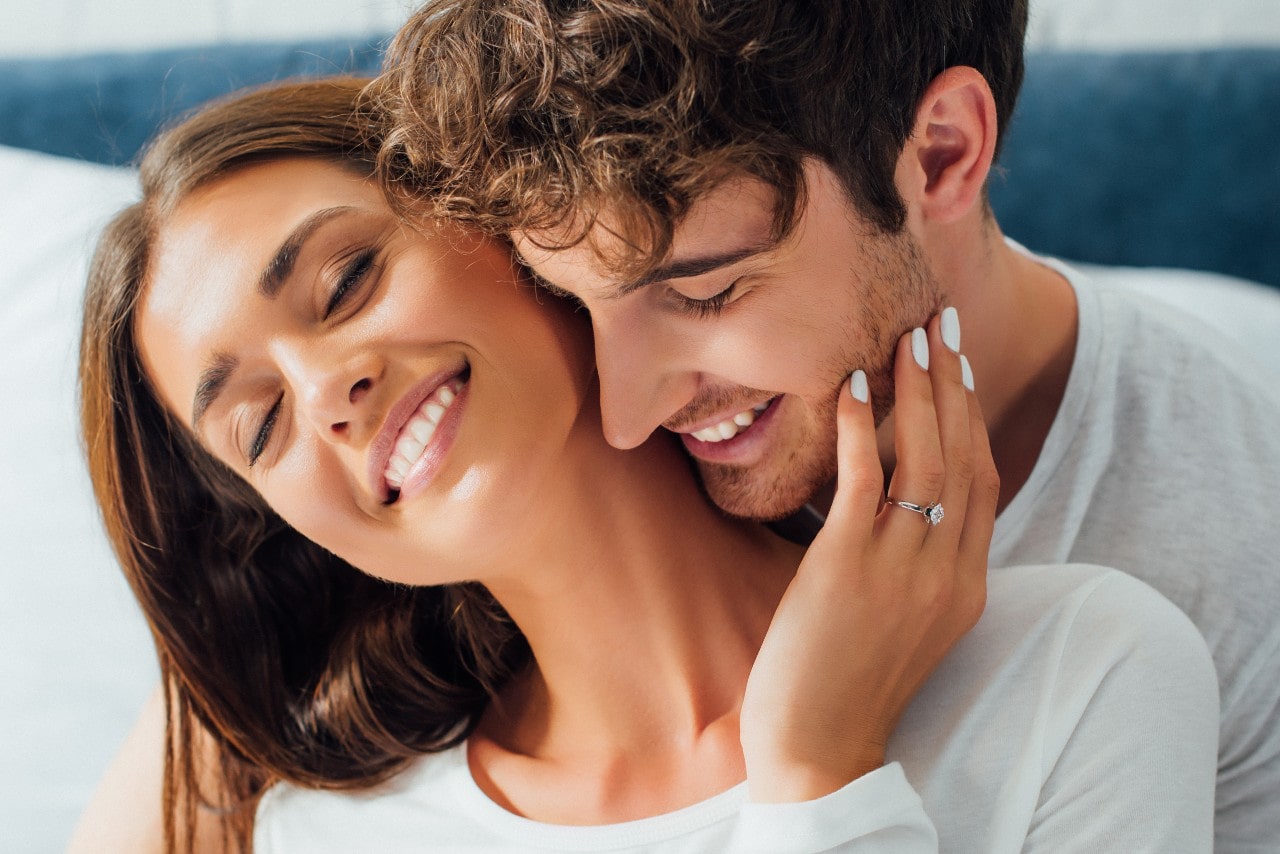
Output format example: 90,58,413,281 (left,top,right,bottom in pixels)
695,459,832,522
